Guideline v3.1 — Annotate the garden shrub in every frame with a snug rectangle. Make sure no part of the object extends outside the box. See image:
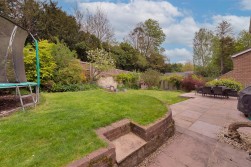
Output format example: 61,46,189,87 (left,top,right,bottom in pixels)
51,41,85,85
116,72,140,89
51,83,99,92
87,49,116,80
206,78,243,91
24,40,56,83
24,40,85,92
163,74,184,90
182,74,205,91
141,69,161,88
